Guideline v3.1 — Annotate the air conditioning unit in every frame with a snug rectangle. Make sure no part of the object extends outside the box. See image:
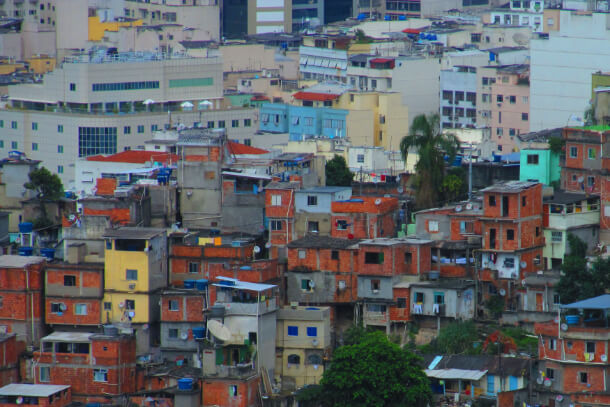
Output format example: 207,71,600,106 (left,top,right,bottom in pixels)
372,289,379,294
128,284,136,290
